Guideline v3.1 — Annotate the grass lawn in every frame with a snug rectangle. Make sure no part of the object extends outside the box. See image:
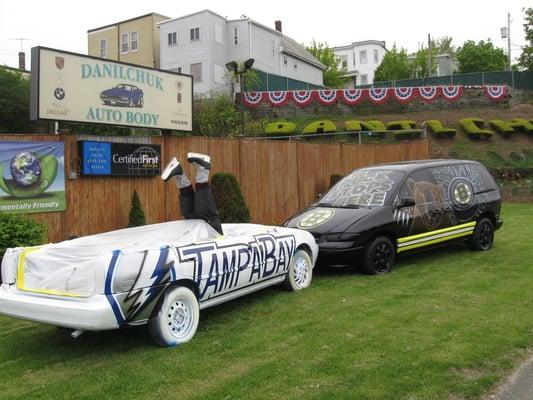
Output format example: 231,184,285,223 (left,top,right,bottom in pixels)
1,204,533,399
